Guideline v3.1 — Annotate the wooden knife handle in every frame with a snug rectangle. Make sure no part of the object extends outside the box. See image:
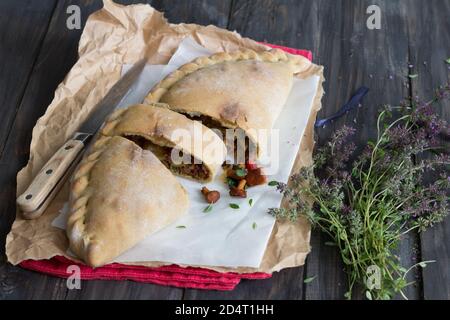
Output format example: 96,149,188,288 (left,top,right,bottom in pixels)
17,133,90,217
20,150,84,220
